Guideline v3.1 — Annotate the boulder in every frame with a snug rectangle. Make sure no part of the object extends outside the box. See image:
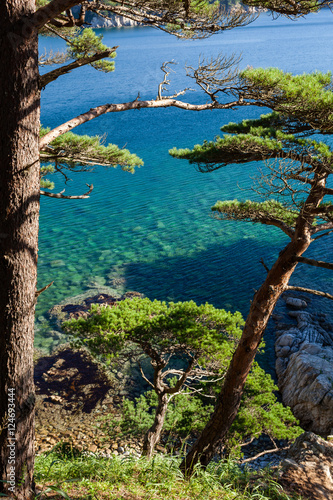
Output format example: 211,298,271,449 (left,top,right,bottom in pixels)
285,297,308,309
275,295,333,435
279,432,333,500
